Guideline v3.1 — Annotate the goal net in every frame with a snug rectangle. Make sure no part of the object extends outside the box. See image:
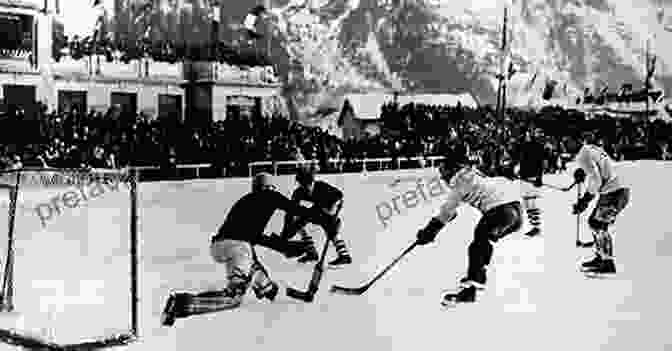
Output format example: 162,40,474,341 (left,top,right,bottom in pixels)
0,167,138,350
